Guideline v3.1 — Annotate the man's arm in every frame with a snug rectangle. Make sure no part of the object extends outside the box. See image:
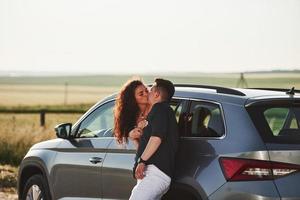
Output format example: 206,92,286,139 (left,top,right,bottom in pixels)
141,136,161,160
135,136,162,179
